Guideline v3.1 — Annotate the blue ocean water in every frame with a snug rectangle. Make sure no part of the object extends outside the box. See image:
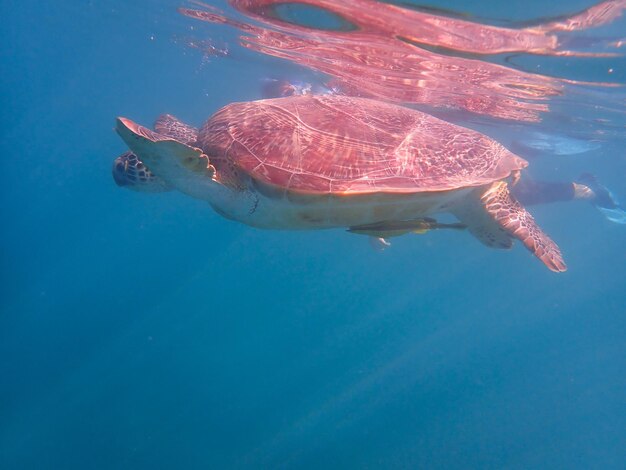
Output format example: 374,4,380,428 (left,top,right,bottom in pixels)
1,0,625,468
